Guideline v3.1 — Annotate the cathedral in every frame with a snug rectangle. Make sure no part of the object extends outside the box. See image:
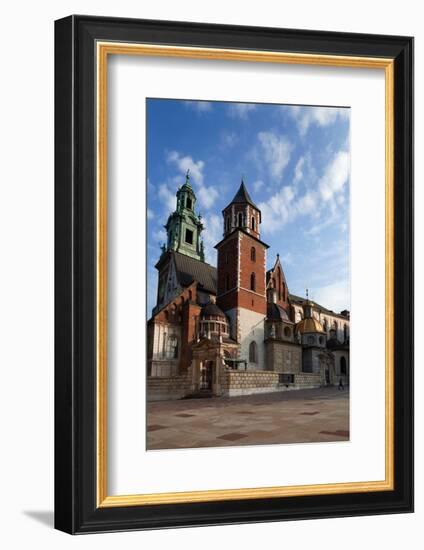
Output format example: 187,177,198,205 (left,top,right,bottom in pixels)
147,174,350,401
